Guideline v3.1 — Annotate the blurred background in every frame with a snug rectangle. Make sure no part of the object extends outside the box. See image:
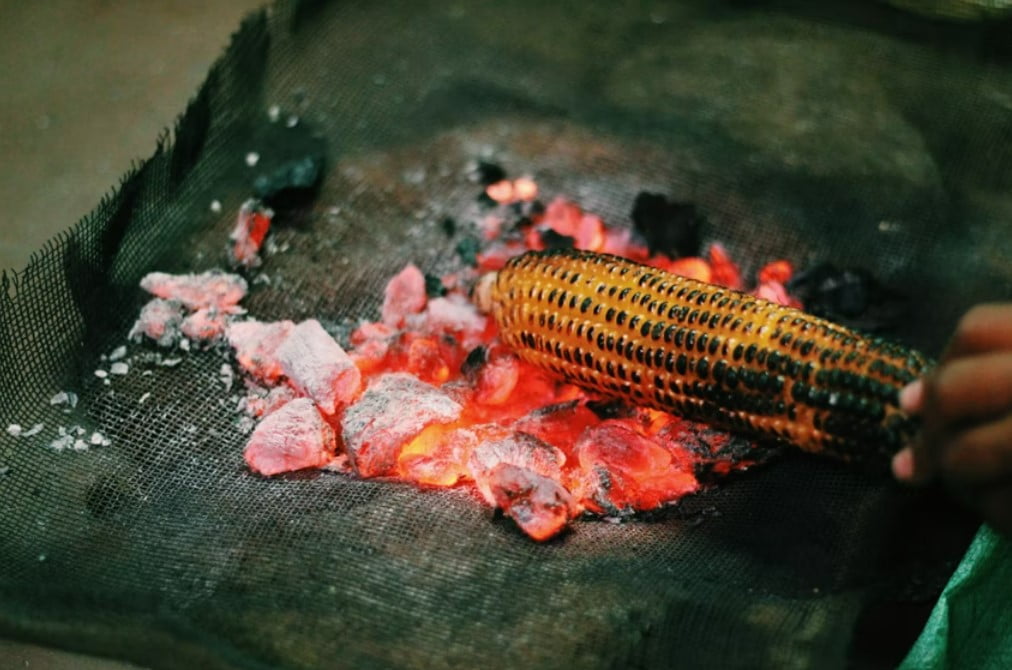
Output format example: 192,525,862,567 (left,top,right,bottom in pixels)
0,3,263,667
0,0,264,274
